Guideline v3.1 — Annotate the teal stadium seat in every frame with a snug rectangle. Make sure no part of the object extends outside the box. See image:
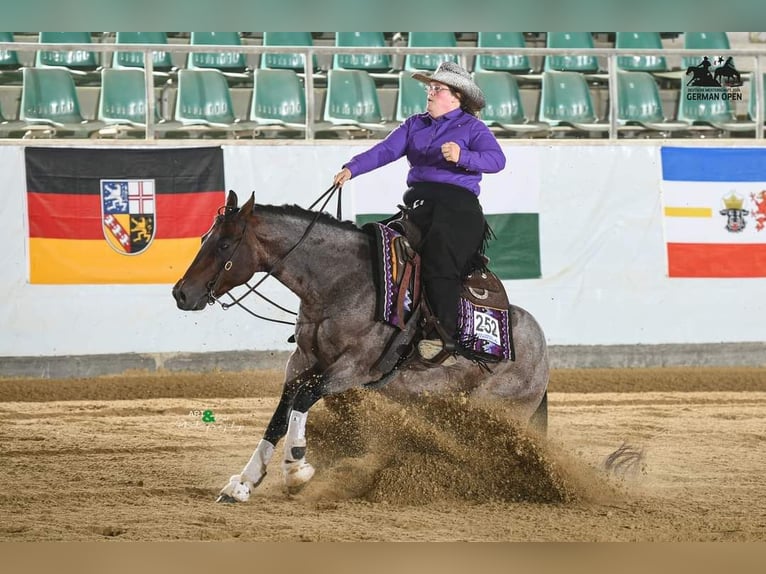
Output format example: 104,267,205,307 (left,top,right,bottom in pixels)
544,33,600,74
0,32,22,84
404,32,458,72
96,68,178,138
35,32,100,83
677,77,755,134
249,68,307,135
188,32,250,82
474,71,548,135
261,32,319,74
20,67,104,137
474,33,534,75
616,71,689,135
538,71,609,135
321,69,394,135
113,32,175,77
749,74,765,123
173,69,254,137
396,72,426,122
333,32,392,74
616,32,668,73
682,32,731,70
